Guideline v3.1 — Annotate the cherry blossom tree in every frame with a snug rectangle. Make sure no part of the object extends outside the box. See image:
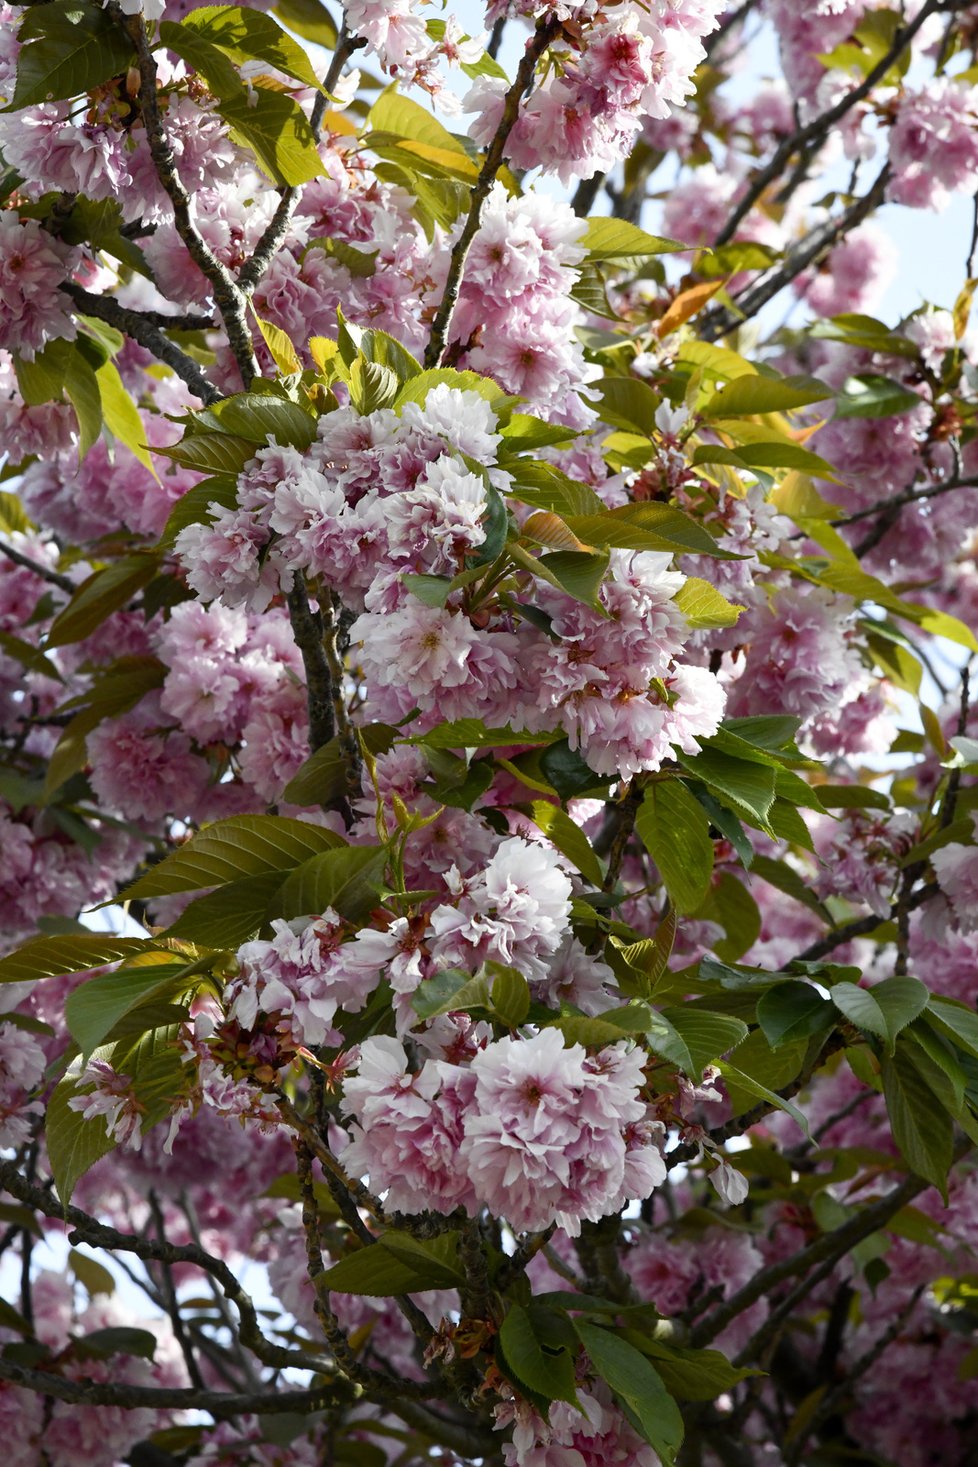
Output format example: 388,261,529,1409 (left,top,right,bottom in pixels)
2,0,978,1463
